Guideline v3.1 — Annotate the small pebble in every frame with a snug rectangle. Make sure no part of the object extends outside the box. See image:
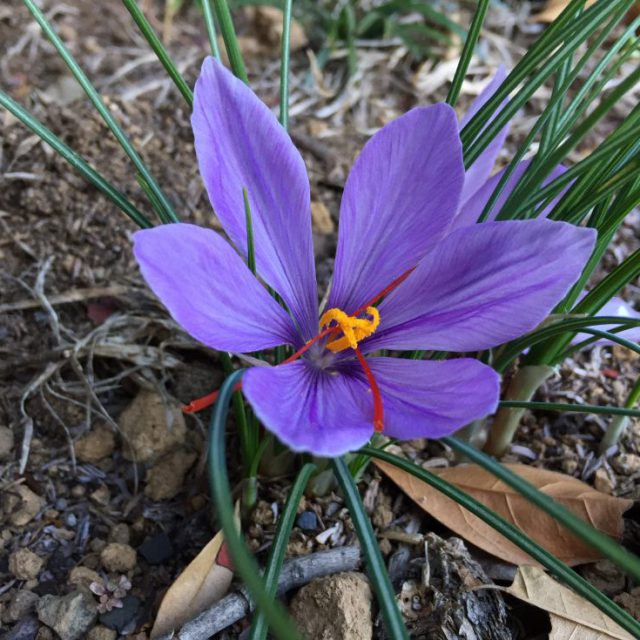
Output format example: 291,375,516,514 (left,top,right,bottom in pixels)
9,548,44,581
65,513,78,528
295,511,318,532
138,532,173,565
99,595,140,633
100,543,137,573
